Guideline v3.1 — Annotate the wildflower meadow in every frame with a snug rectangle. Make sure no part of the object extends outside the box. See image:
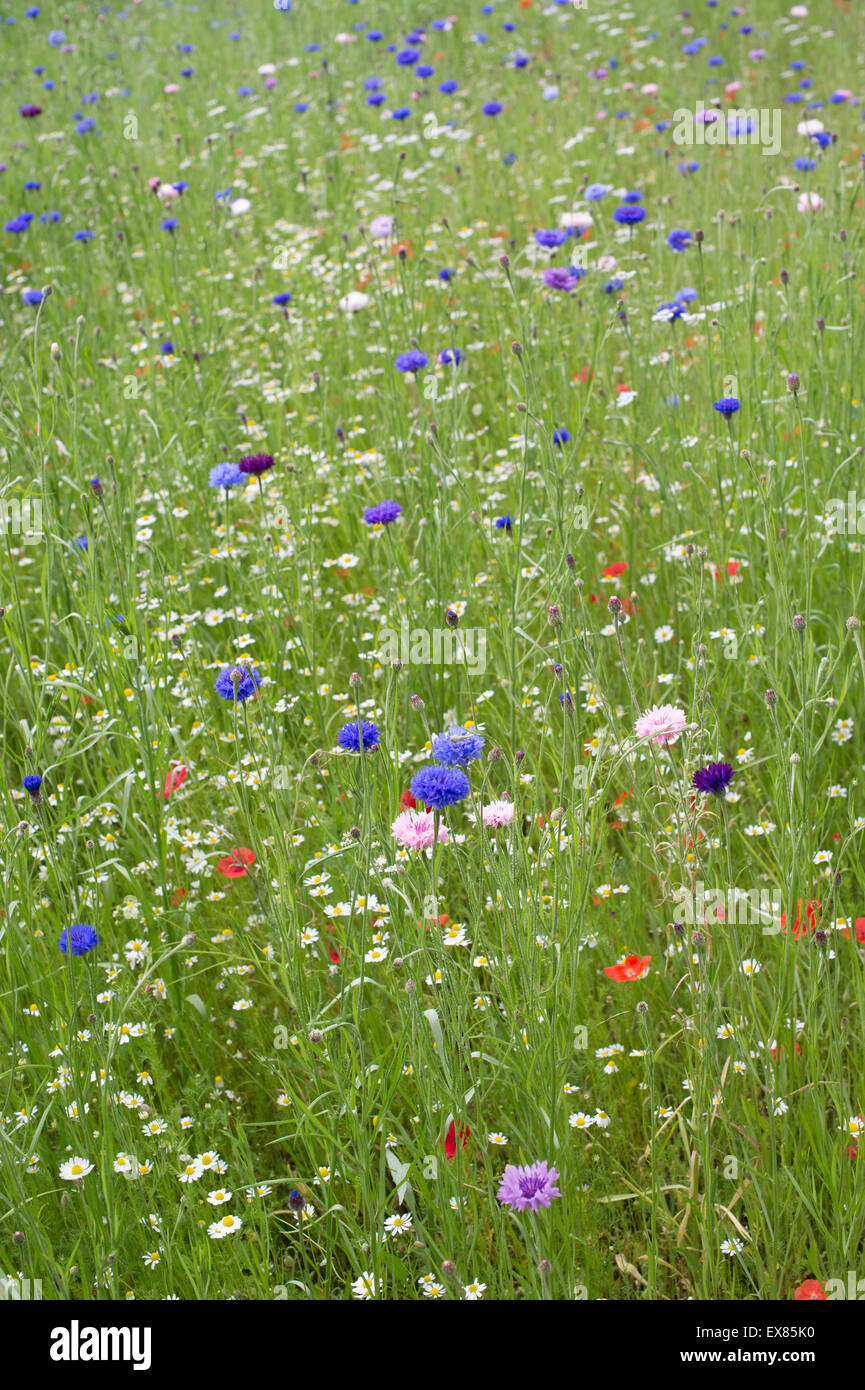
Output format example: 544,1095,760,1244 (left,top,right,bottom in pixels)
2,0,865,1329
